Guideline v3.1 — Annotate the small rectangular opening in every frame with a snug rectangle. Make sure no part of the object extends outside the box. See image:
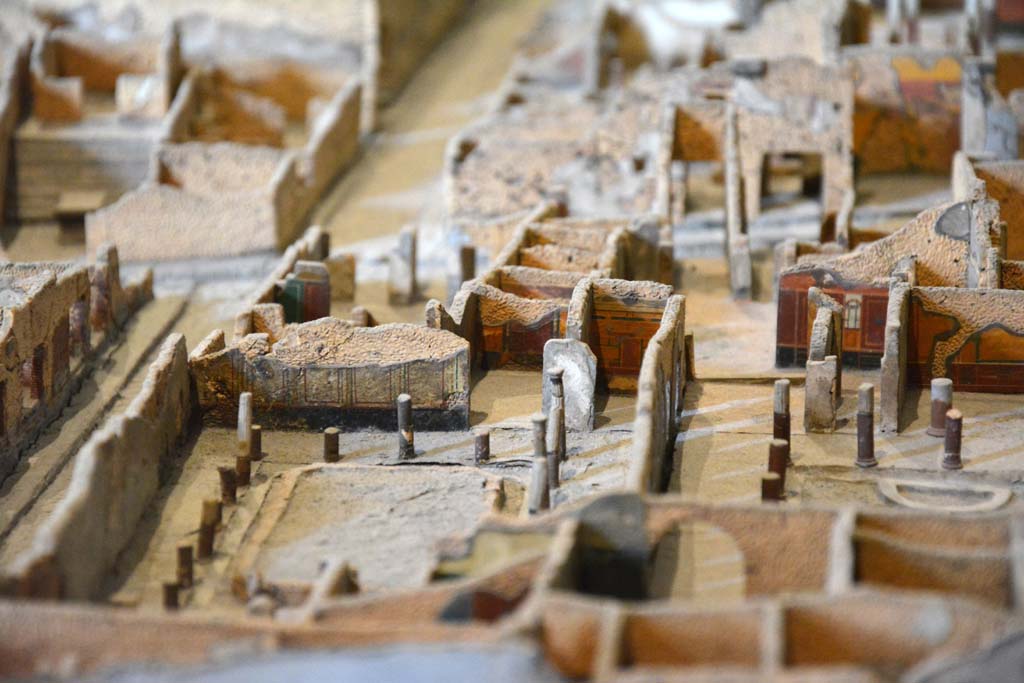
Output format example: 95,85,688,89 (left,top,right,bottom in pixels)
761,152,823,212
